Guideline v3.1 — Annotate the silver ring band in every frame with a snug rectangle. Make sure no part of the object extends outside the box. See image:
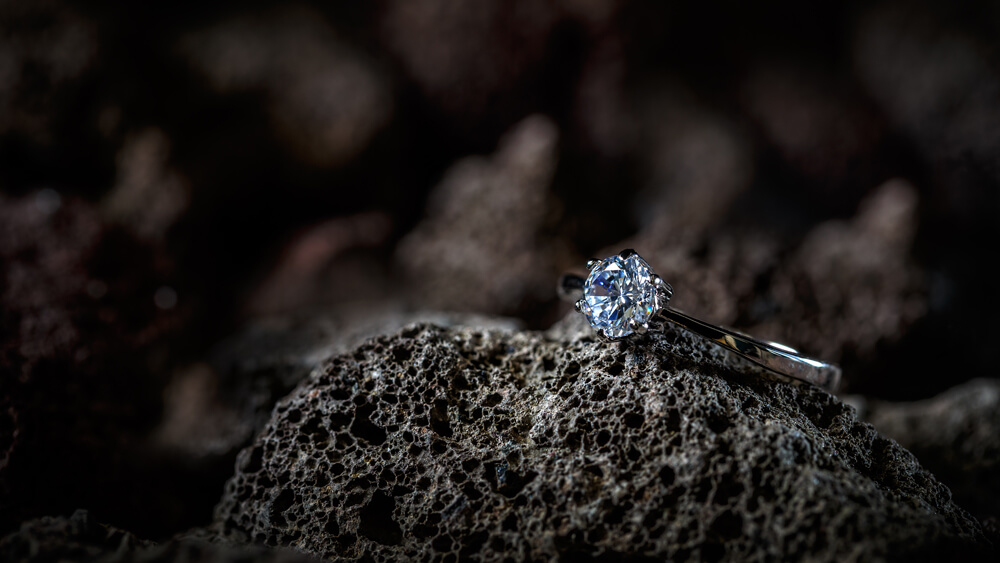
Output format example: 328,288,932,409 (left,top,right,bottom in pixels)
559,250,841,392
